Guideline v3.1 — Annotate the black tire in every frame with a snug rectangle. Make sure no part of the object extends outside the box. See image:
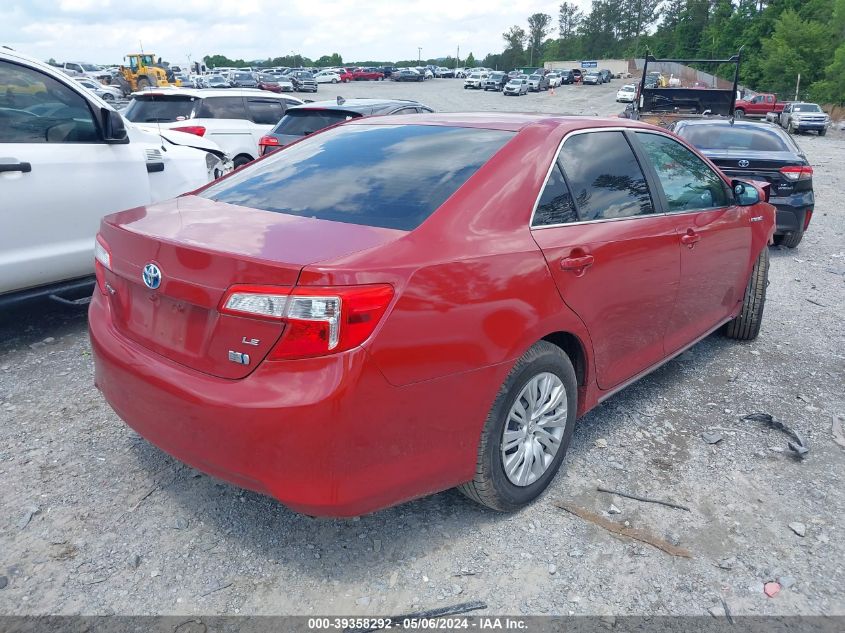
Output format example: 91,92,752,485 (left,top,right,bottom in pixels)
734,109,745,118
787,121,795,134
136,77,150,90
331,78,338,84
819,128,827,137
724,248,769,340
458,341,577,512
774,224,805,248
232,154,253,169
